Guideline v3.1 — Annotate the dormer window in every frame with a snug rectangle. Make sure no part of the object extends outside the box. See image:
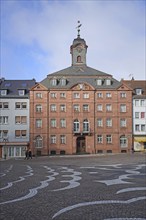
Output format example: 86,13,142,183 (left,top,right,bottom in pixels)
60,78,66,86
77,56,81,63
18,89,25,96
135,88,142,95
0,90,7,96
96,79,102,86
106,79,111,86
51,78,57,86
